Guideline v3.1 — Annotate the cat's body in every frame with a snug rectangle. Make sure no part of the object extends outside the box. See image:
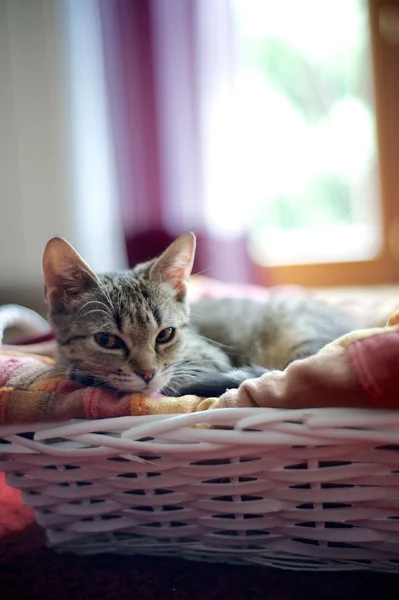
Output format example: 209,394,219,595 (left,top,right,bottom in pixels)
42,233,356,398
178,294,355,396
